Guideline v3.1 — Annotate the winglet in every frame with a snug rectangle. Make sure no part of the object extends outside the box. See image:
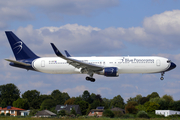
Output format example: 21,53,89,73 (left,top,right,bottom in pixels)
64,50,71,57
50,43,64,57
